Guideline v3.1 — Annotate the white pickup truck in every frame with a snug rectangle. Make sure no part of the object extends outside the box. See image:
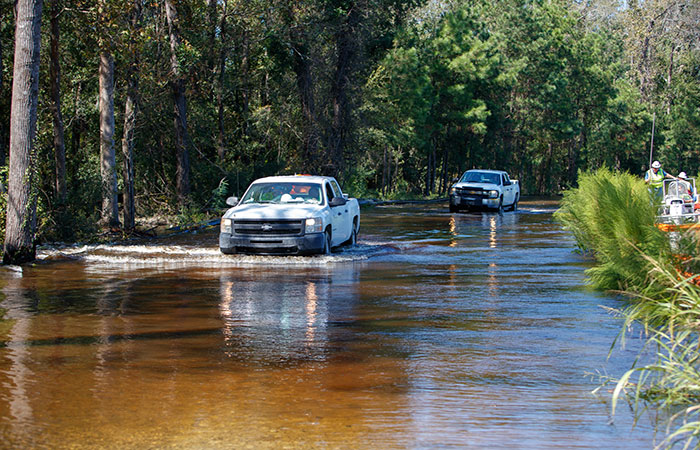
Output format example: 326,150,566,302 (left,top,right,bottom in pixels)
219,175,360,255
449,169,520,213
